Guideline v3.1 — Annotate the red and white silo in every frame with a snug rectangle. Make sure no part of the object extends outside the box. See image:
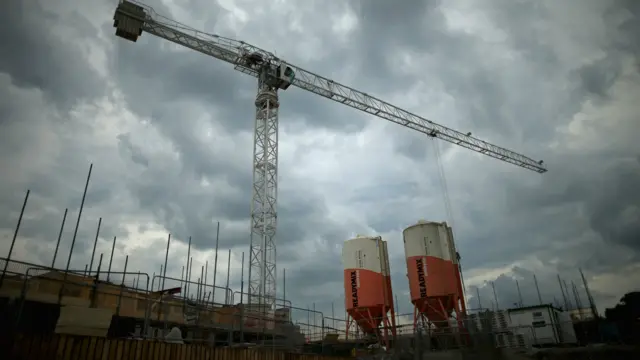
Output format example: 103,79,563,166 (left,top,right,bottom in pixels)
342,235,396,347
403,220,466,330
